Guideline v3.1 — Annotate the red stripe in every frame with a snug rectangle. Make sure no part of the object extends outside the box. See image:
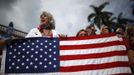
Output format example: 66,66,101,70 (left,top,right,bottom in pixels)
110,73,131,75
60,62,130,72
122,39,130,50
60,33,116,41
60,41,124,50
60,51,127,60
